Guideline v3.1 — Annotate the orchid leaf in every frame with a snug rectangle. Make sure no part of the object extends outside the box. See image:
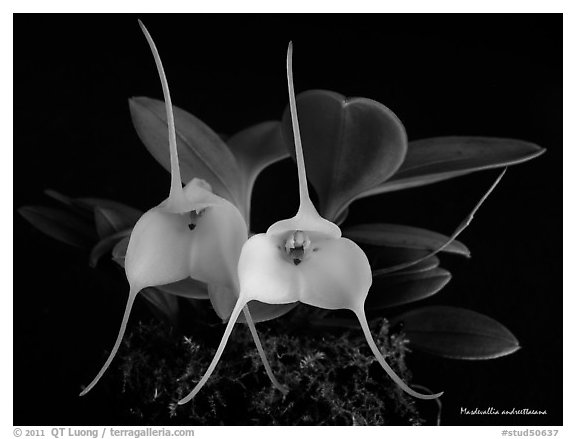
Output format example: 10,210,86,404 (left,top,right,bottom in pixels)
93,207,139,239
345,223,470,257
280,90,407,222
18,206,97,248
129,97,244,211
361,246,430,270
392,306,520,360
111,236,130,267
333,207,350,226
373,255,440,276
76,198,143,218
141,287,180,326
359,137,545,197
366,268,452,310
89,229,132,268
43,189,75,207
